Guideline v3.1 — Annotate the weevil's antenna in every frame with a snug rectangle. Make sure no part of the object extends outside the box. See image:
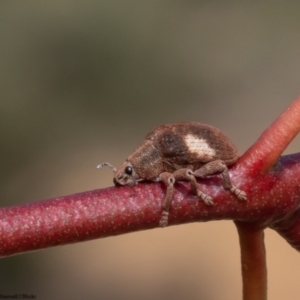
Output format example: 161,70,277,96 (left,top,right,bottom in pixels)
97,162,117,173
